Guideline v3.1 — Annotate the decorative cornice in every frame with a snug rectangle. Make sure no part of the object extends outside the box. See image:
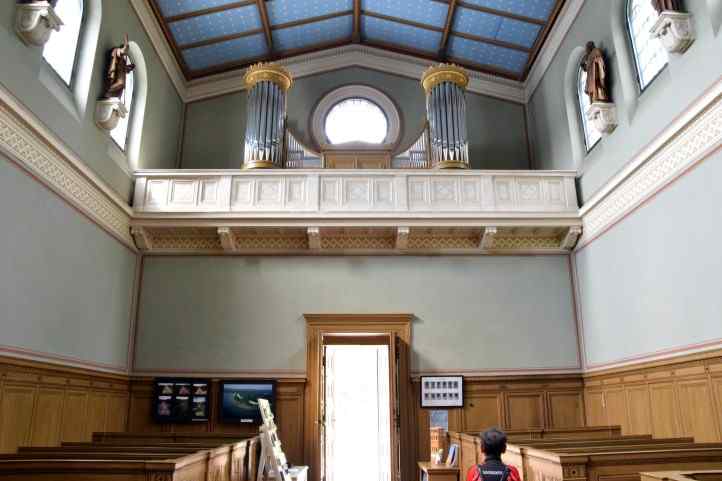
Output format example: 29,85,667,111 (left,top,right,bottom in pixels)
186,44,526,103
577,76,722,249
0,83,136,250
